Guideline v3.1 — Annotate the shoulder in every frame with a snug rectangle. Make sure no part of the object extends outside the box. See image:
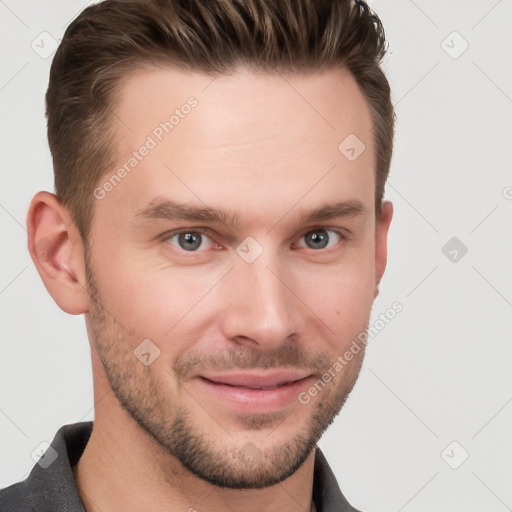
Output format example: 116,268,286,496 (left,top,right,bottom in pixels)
0,422,93,512
313,446,364,512
0,478,34,512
